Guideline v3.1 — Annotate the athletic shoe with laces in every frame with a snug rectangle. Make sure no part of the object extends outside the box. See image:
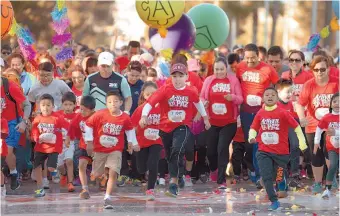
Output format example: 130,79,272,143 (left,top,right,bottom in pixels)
43,178,49,189
34,189,45,198
165,183,178,198
256,179,263,189
68,183,75,192
178,176,185,189
218,183,227,190
288,176,303,189
10,173,20,190
132,179,142,187
268,201,280,211
199,173,208,184
145,189,155,201
117,175,129,187
52,172,60,184
312,182,323,194
184,175,193,187
242,169,249,181
103,198,114,209
79,189,90,199
321,188,331,199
